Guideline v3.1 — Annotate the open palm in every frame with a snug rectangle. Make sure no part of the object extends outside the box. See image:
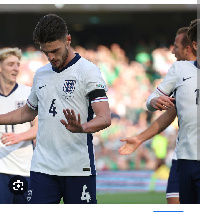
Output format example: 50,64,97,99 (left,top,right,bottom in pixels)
118,136,141,155
60,109,83,133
